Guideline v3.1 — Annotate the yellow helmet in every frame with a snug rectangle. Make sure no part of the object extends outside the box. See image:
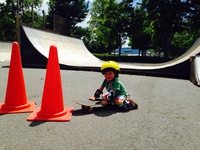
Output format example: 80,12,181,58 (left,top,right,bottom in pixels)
101,61,120,76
